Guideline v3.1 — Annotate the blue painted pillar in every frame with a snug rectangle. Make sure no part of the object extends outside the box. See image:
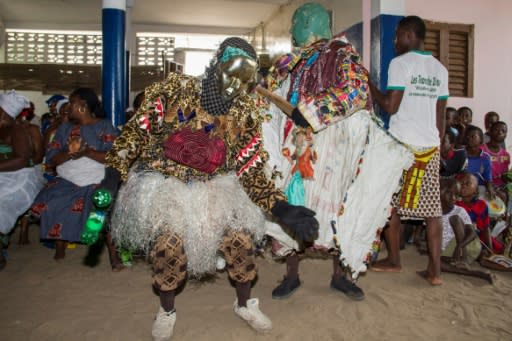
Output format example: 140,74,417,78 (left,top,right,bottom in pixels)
102,0,126,127
369,0,405,128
